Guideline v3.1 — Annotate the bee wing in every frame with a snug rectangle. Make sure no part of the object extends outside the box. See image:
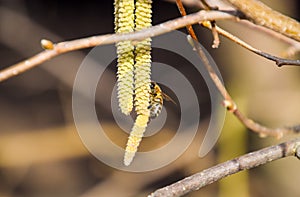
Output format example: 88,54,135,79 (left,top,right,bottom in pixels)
162,92,177,105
